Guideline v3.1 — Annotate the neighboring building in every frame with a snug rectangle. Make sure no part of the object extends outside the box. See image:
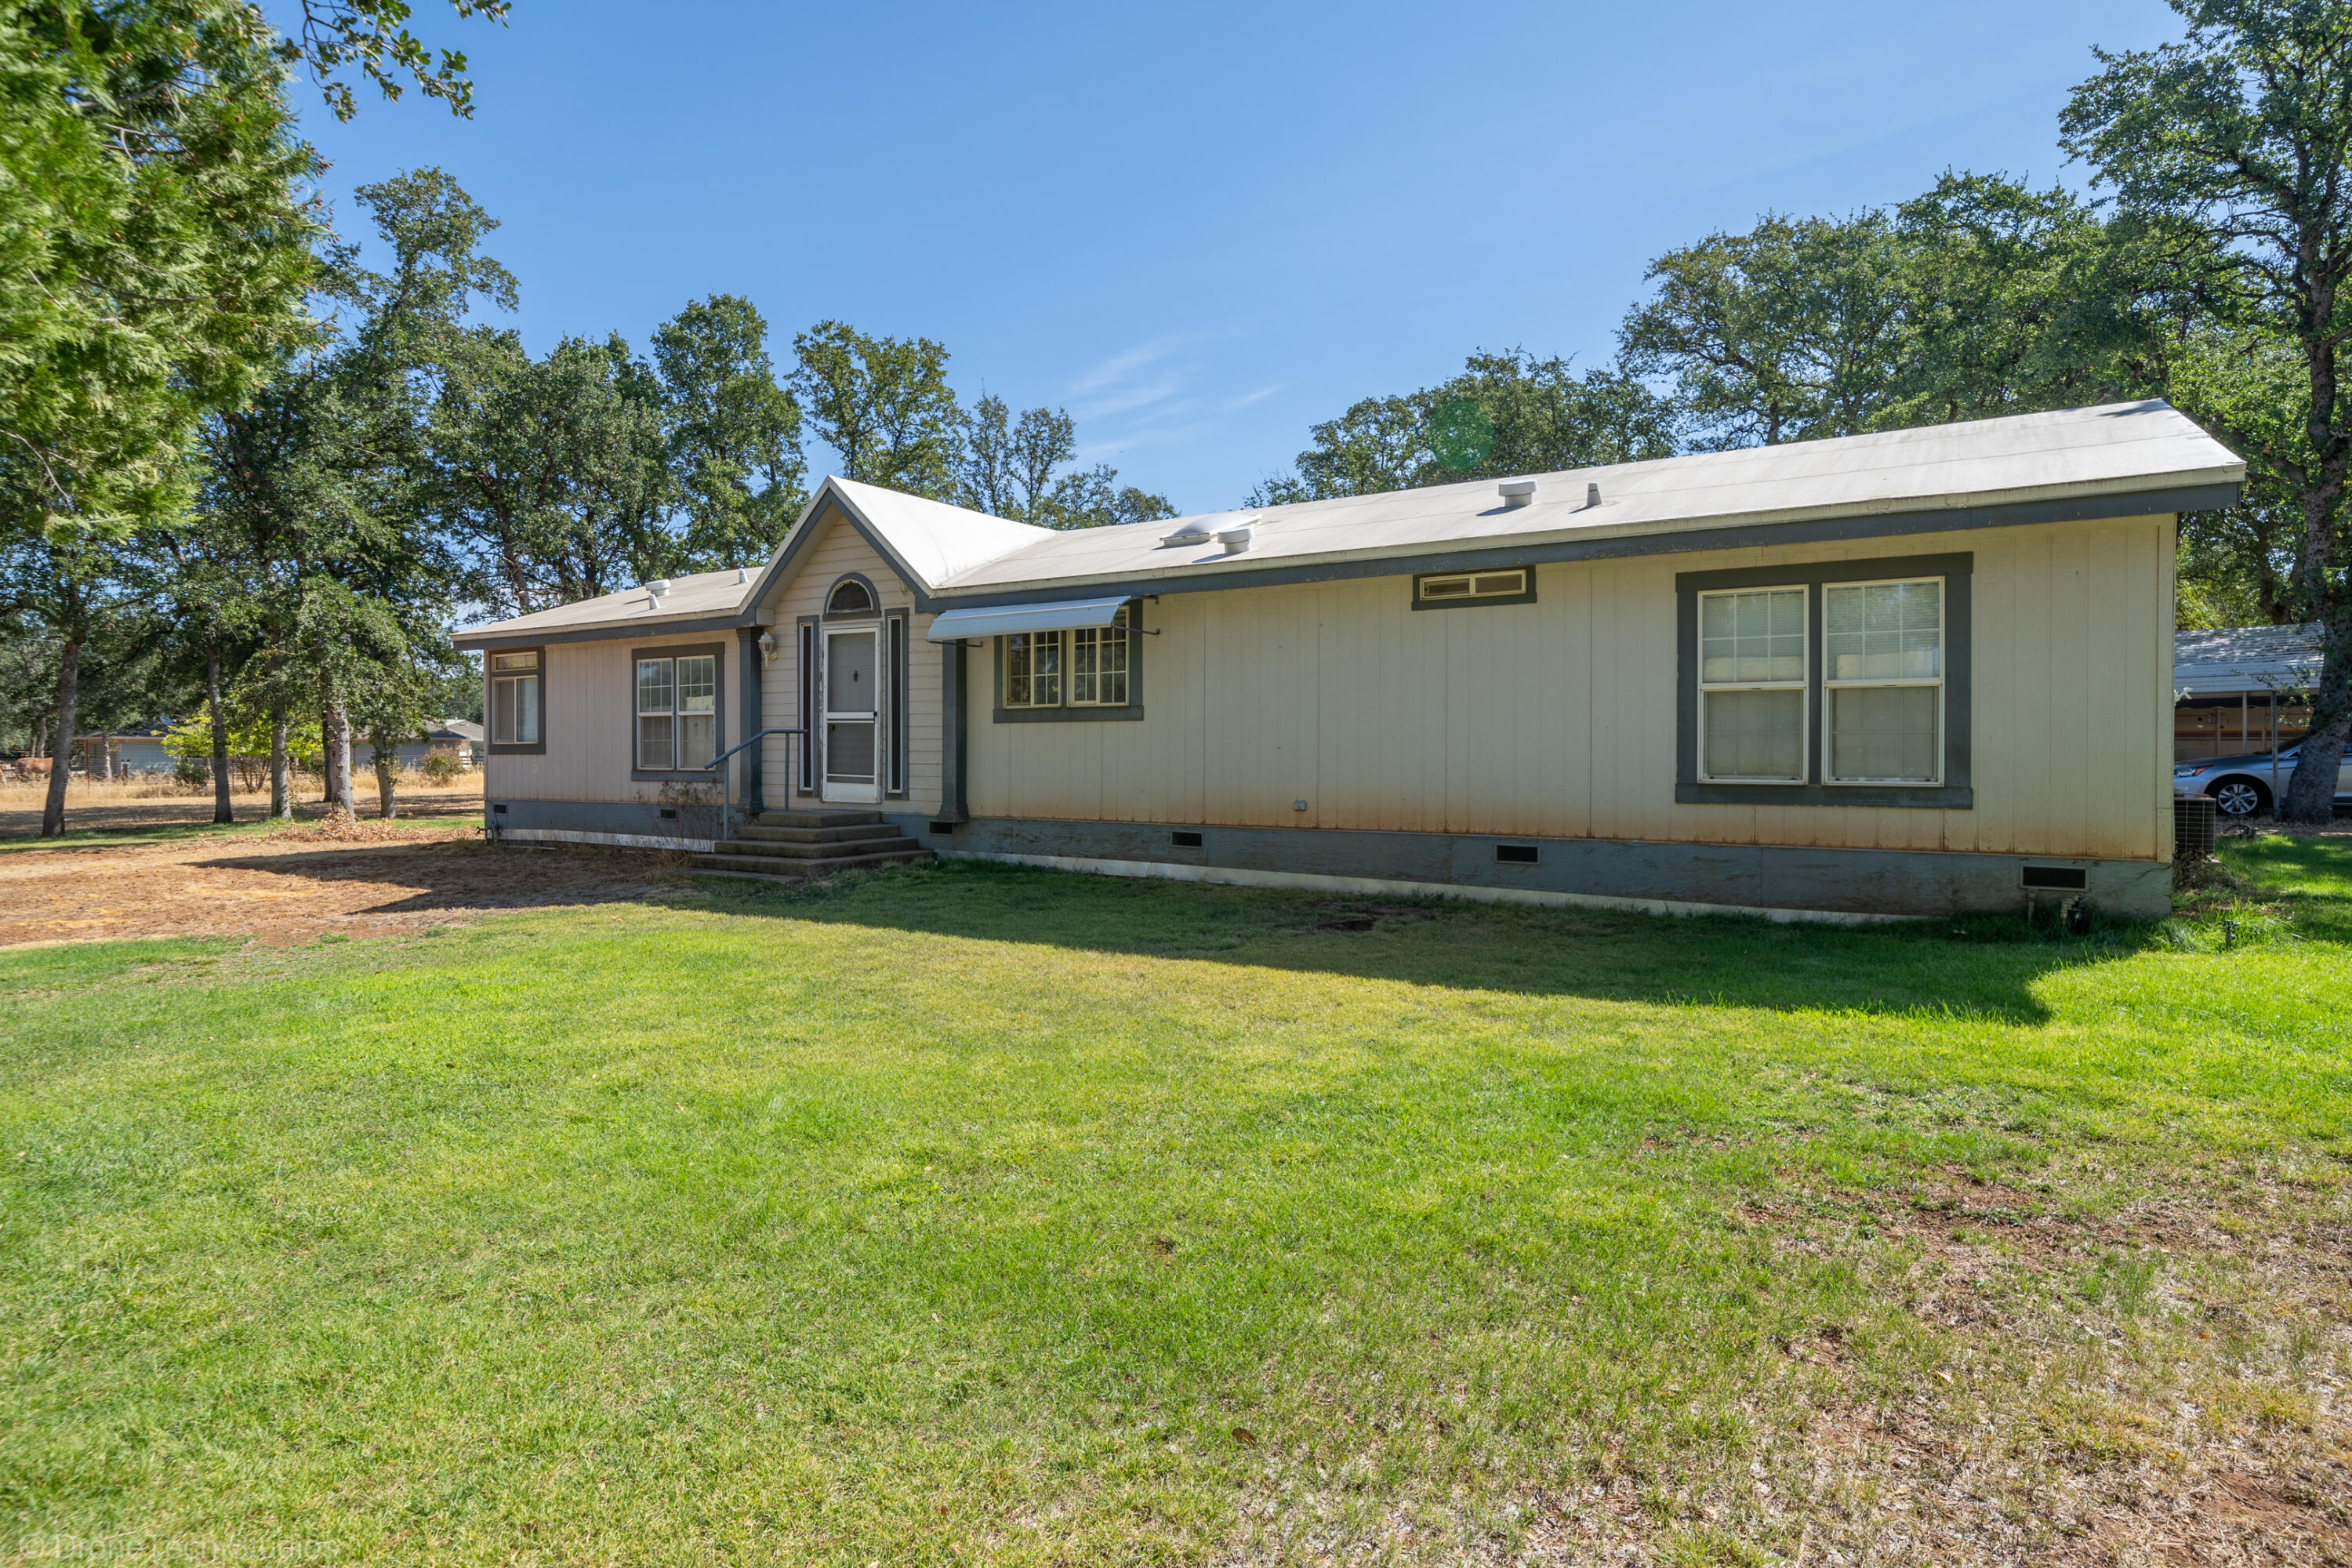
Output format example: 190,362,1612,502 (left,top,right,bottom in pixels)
2173,622,2319,761
371,720,485,771
453,400,2243,920
75,724,176,776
